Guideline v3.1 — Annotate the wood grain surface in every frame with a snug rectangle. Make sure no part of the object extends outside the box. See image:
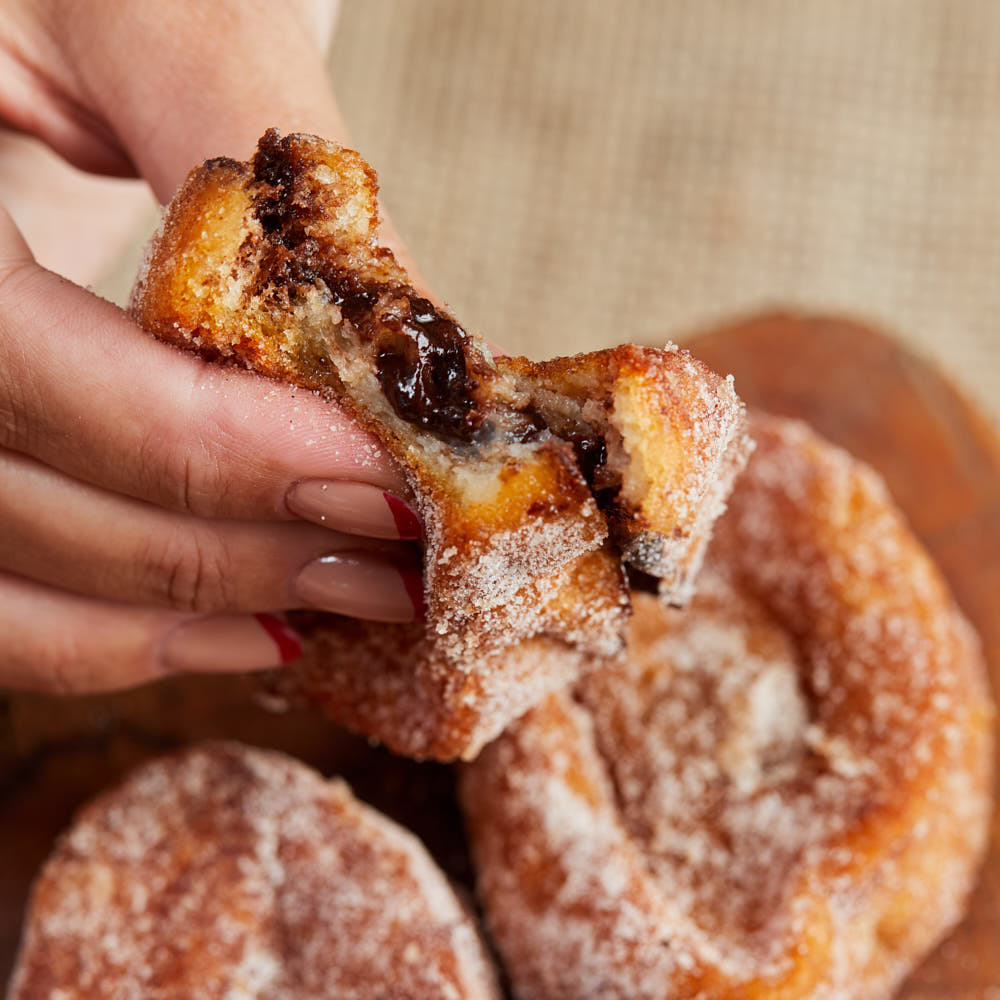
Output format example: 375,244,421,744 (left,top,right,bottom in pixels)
0,311,996,996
